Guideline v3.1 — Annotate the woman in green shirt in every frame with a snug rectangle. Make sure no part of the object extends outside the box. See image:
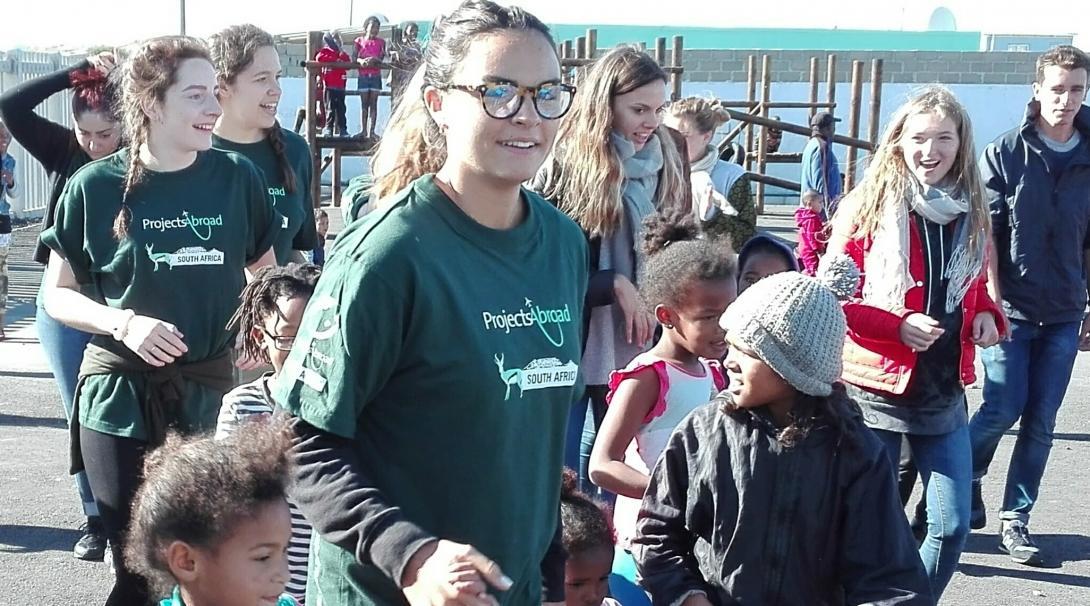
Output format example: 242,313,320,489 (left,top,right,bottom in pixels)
40,36,277,606
273,2,586,604
209,24,318,266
